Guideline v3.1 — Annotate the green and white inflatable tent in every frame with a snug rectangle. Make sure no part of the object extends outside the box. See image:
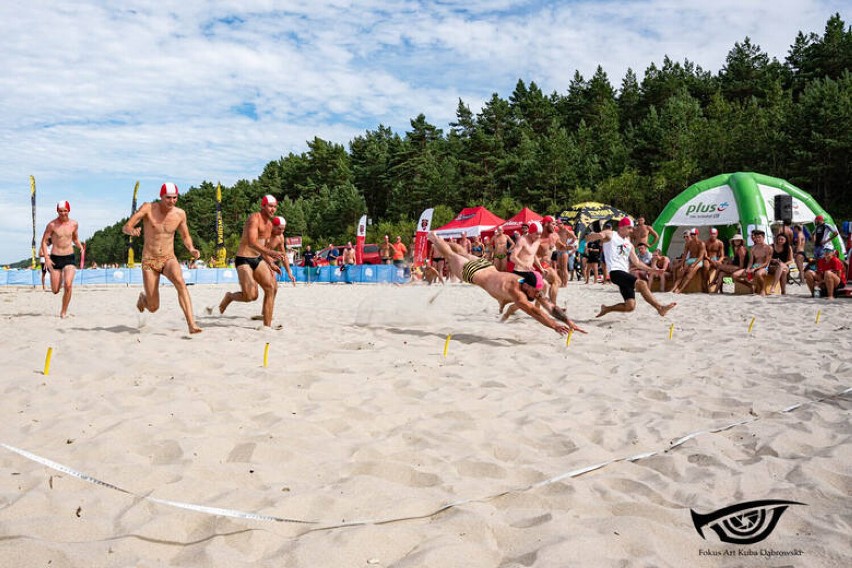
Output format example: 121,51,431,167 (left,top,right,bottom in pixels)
652,172,845,259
